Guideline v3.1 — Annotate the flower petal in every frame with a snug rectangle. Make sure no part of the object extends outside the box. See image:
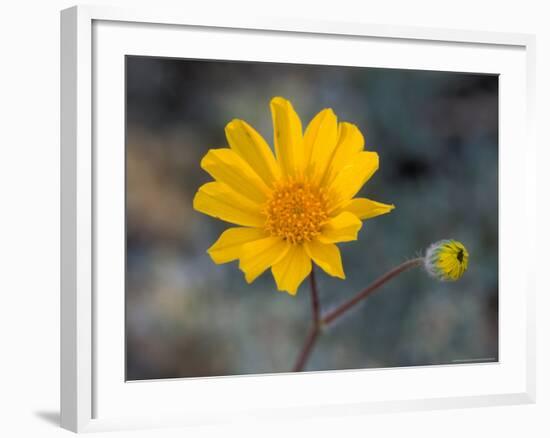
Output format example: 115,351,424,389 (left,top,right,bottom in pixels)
304,240,345,279
342,198,395,220
270,97,303,176
201,148,270,203
271,245,312,295
318,212,362,244
193,182,264,227
324,122,365,183
303,108,338,181
239,237,290,283
225,119,280,187
207,227,266,264
328,151,379,208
